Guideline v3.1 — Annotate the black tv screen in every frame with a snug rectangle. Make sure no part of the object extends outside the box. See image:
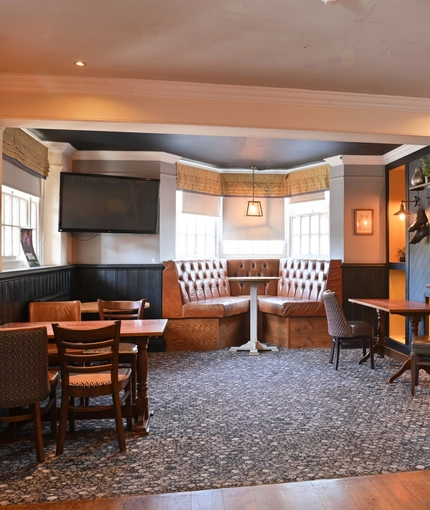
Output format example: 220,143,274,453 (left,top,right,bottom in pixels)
58,172,160,234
